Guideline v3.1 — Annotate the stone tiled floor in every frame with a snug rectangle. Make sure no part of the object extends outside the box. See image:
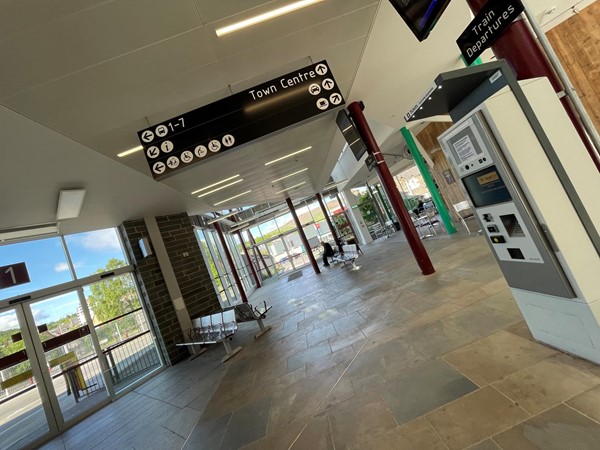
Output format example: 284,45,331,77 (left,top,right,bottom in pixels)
42,232,600,449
